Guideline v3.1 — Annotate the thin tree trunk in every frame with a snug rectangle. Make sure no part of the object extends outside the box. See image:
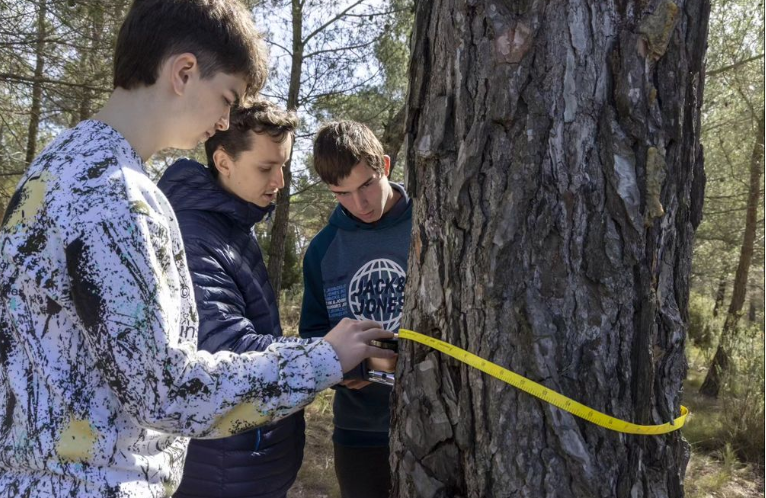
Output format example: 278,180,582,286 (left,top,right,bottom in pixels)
700,113,764,398
79,4,105,122
712,272,726,317
25,0,48,166
266,0,303,301
382,103,406,175
747,299,756,323
391,1,708,496
0,123,6,172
